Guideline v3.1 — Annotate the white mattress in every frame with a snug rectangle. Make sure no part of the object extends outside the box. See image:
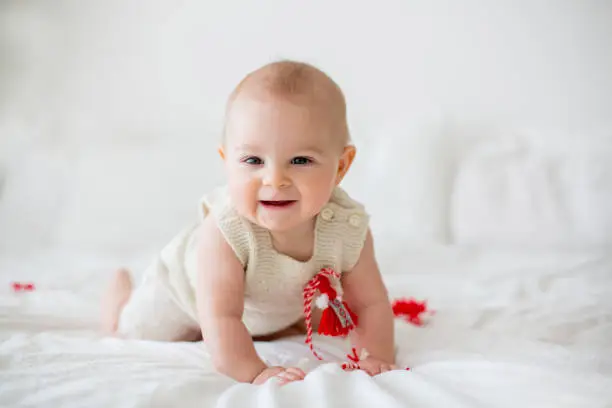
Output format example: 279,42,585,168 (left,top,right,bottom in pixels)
1,246,611,407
